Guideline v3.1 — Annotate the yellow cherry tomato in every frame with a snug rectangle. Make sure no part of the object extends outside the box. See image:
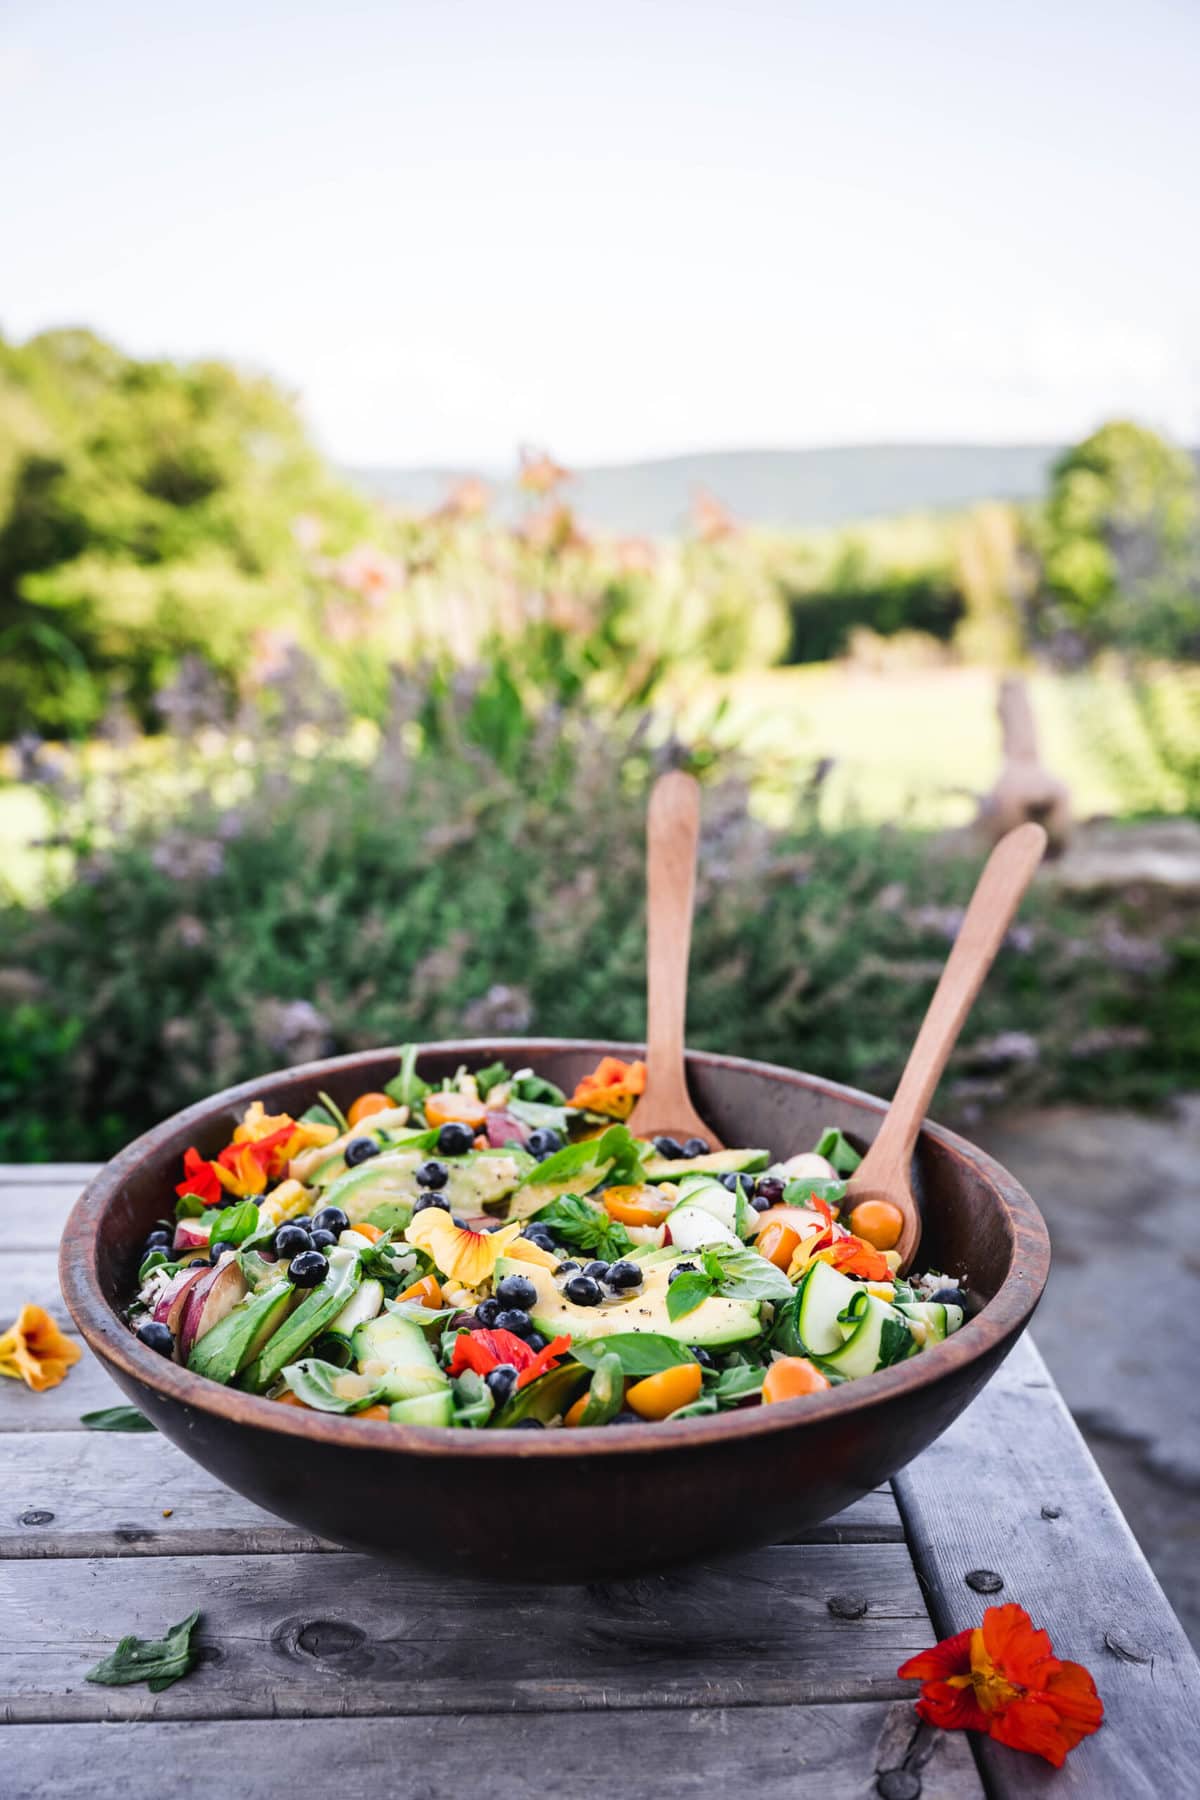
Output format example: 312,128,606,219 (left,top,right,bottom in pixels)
625,1363,703,1420
347,1092,393,1128
847,1199,904,1251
